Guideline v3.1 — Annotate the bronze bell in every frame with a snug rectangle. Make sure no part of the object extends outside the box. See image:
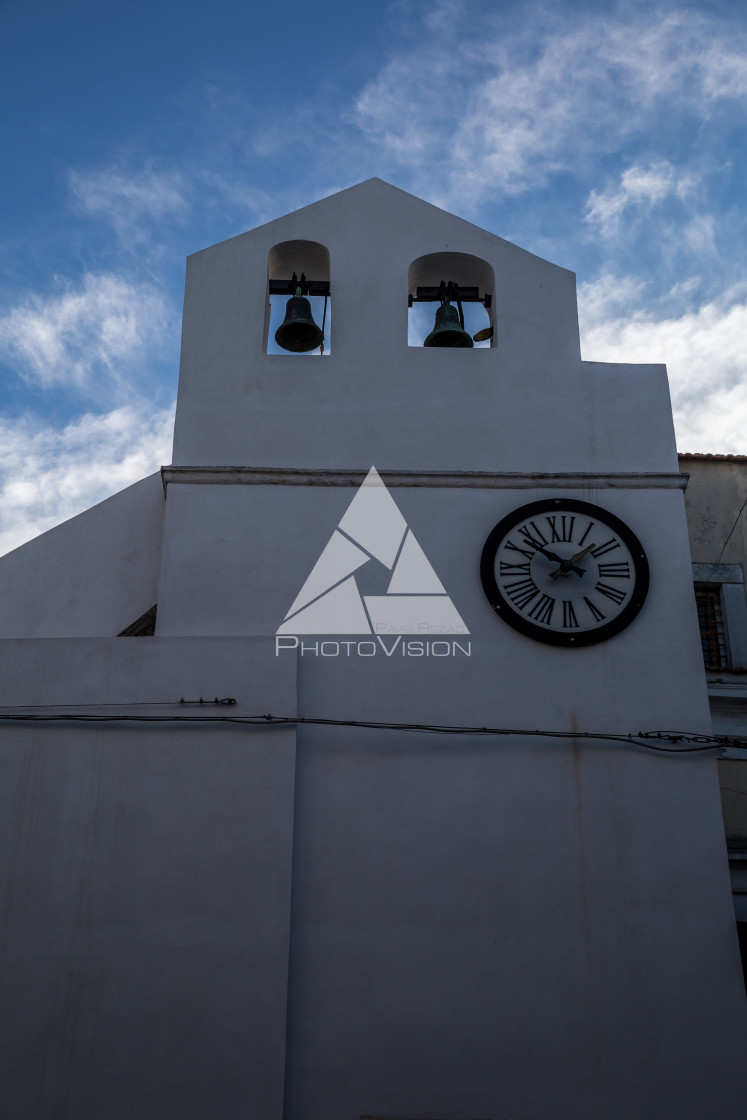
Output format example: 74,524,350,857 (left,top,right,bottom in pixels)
275,288,324,353
424,301,474,348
